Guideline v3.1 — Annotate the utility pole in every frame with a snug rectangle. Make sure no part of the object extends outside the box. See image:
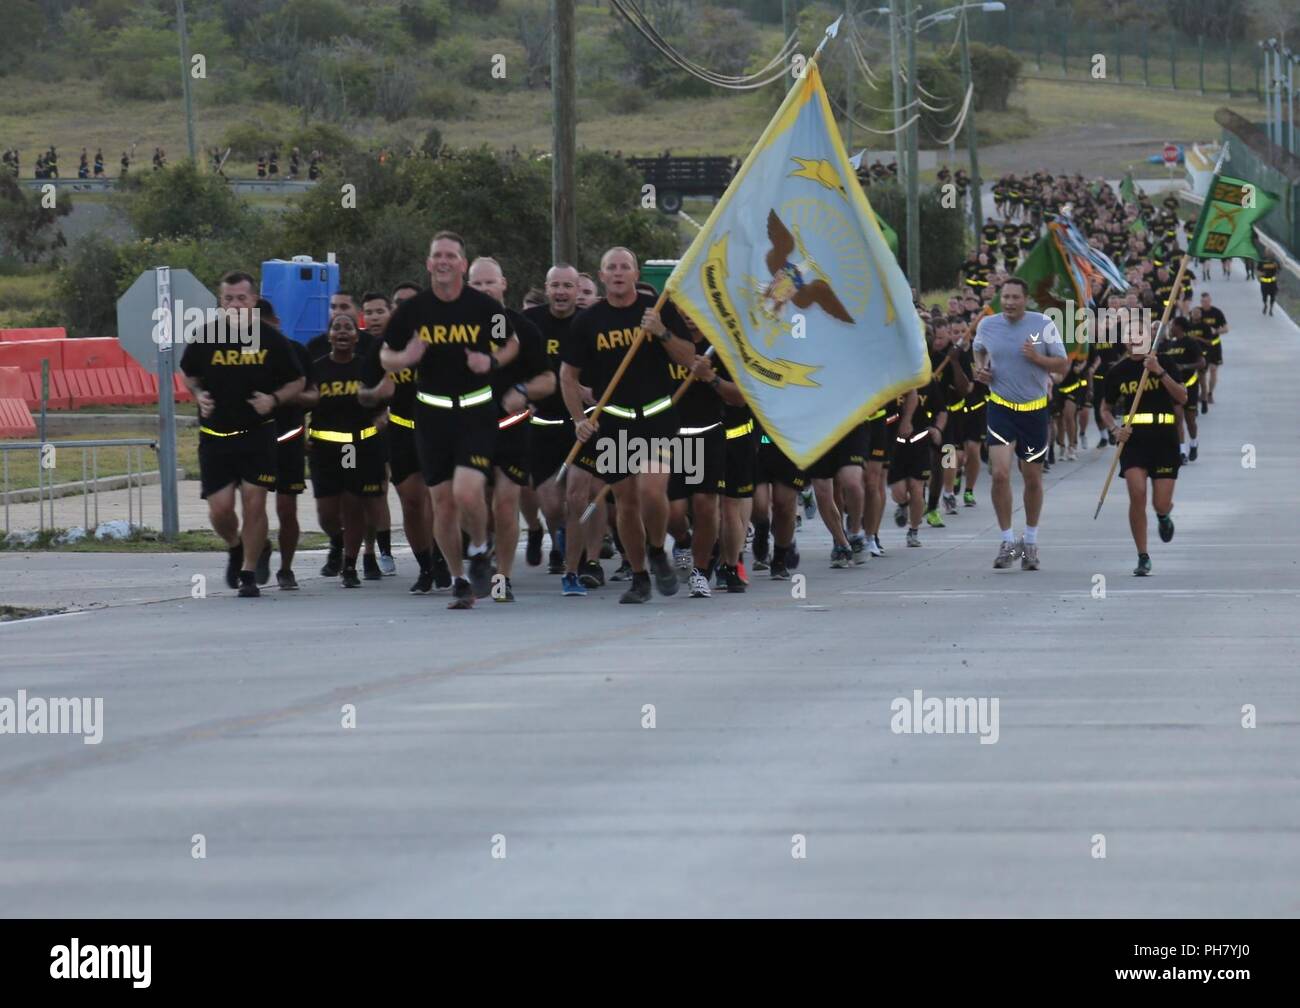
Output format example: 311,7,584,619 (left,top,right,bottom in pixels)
176,0,197,162
551,0,577,265
905,3,920,286
959,11,982,250
888,1,904,184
